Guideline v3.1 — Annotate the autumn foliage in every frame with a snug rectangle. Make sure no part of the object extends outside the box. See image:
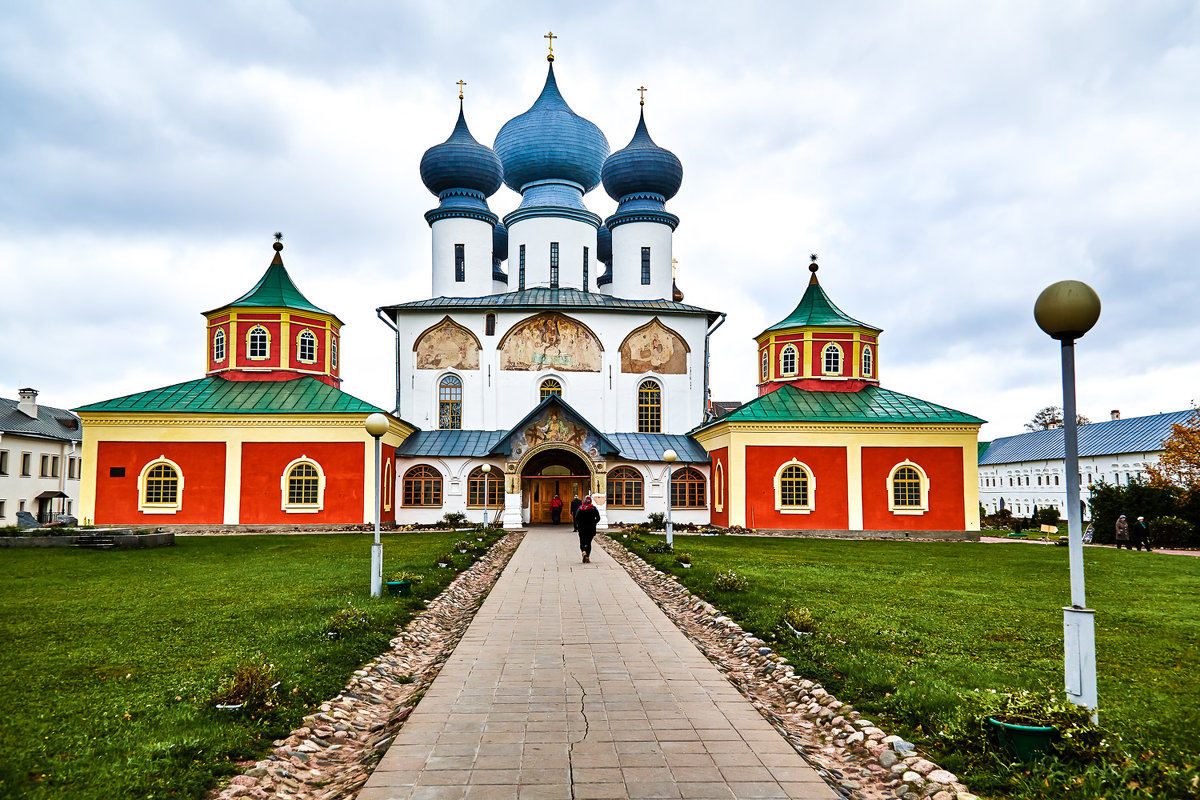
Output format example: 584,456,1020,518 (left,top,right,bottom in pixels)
1146,407,1200,491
